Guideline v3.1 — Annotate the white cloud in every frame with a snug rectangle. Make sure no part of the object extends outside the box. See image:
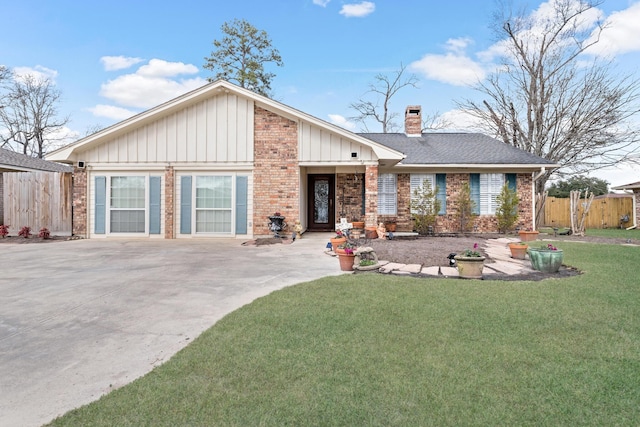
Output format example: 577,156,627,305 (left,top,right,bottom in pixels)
137,59,199,77
313,0,330,6
88,104,138,121
409,38,486,86
328,114,357,131
339,1,375,18
438,109,486,132
98,59,206,109
100,56,144,71
585,2,640,57
13,65,58,83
